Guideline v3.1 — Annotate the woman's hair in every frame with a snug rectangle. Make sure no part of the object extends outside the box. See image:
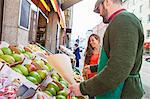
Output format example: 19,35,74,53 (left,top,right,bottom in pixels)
84,34,100,65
